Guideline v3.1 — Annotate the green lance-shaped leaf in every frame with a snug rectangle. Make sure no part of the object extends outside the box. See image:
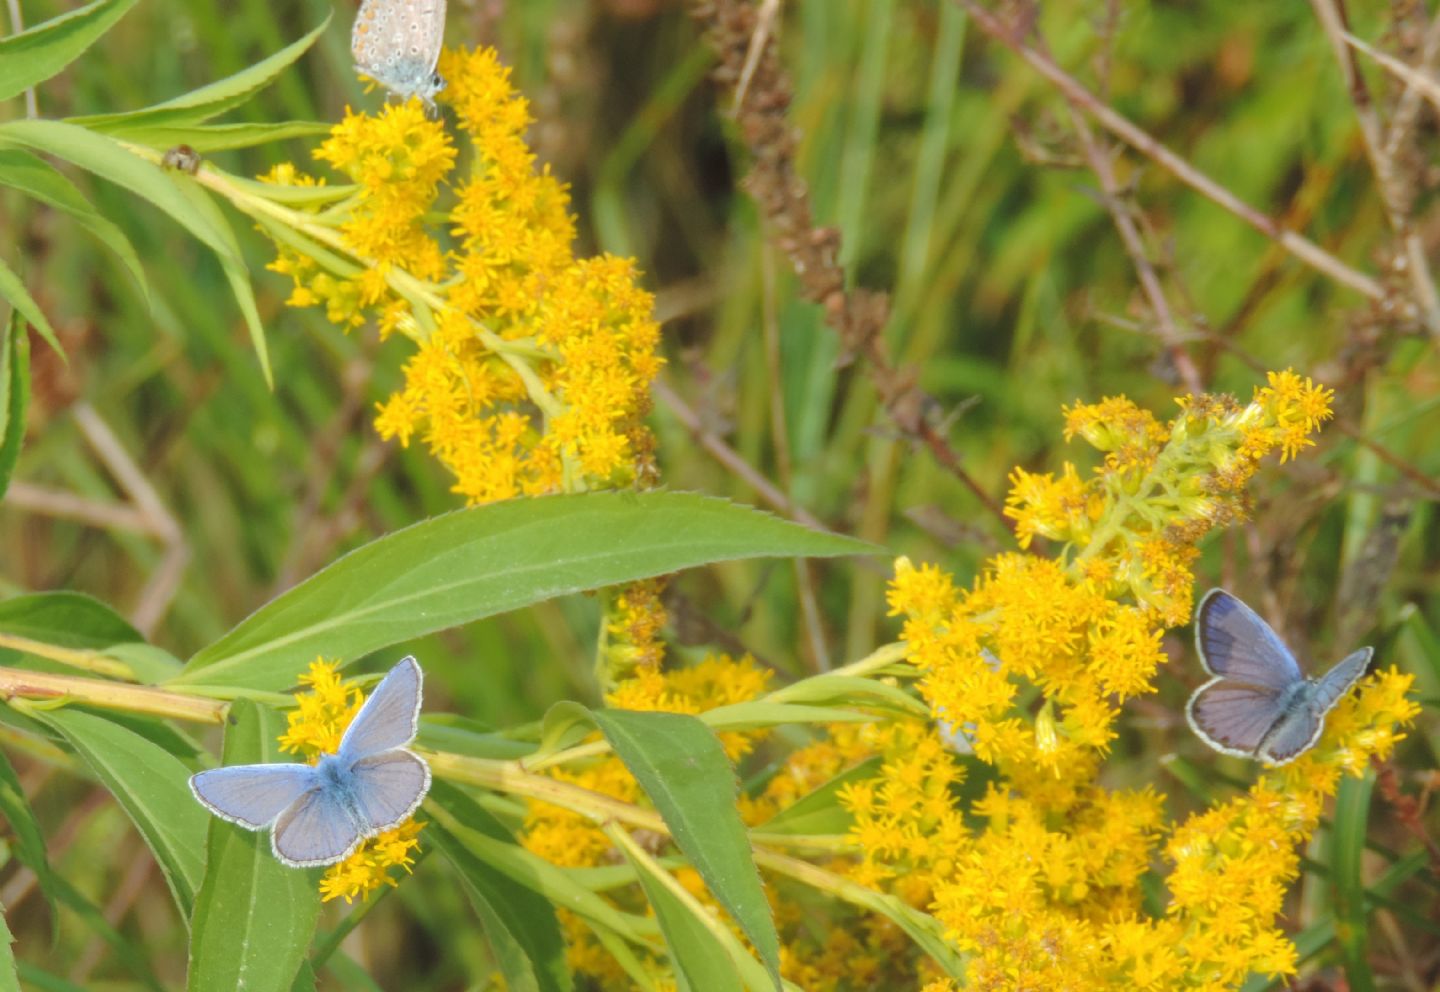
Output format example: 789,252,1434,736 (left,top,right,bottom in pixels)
0,256,62,358
0,148,147,304
35,708,207,918
69,16,331,133
0,312,31,497
1330,771,1377,992
0,120,241,266
590,709,782,990
0,589,180,683
754,756,882,837
423,795,656,946
0,0,140,102
106,121,330,153
0,745,161,987
0,590,143,650
187,700,322,992
167,172,271,385
608,825,759,992
0,121,276,384
427,782,571,992
0,899,17,992
178,491,877,692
